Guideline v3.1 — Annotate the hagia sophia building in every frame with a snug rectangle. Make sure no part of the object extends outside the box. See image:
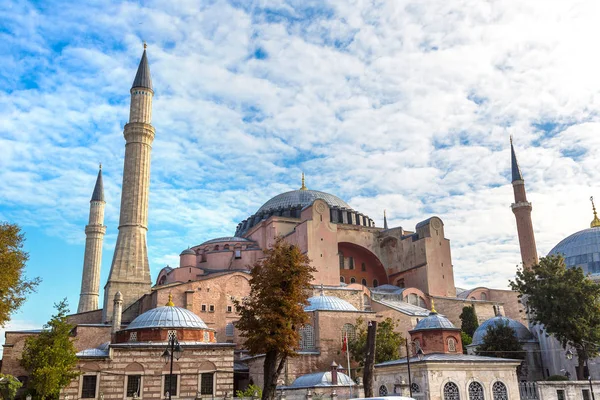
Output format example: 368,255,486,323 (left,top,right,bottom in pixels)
3,47,600,398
